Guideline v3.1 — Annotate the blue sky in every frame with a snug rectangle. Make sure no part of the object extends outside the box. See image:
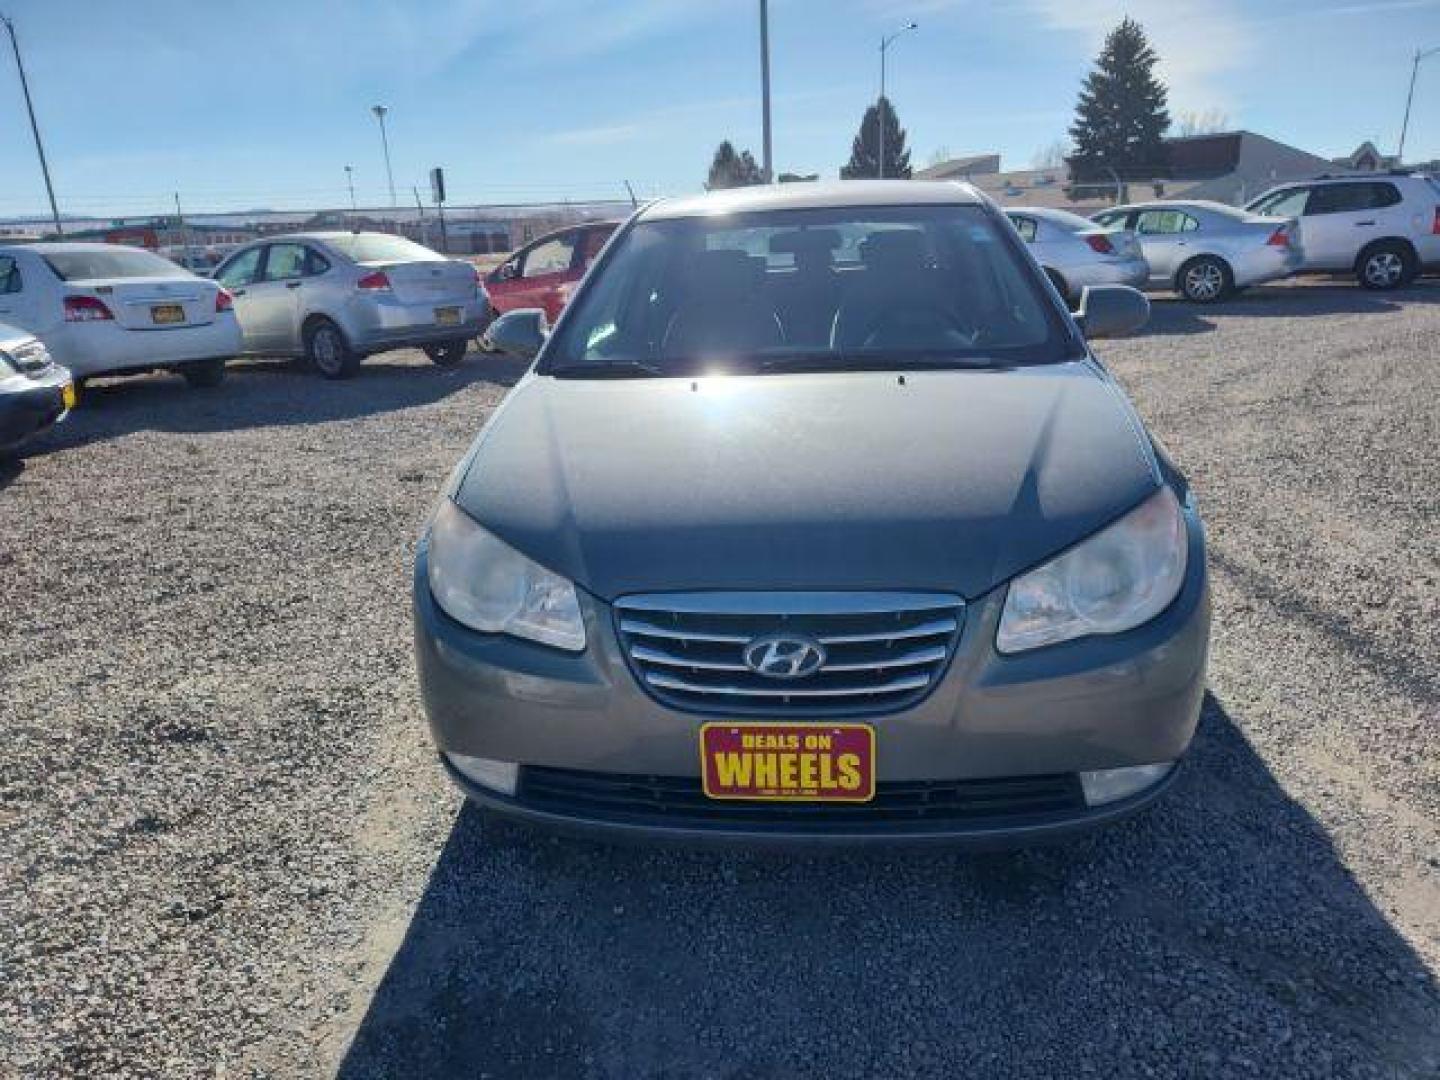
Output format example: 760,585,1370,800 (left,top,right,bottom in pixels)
0,0,1437,217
